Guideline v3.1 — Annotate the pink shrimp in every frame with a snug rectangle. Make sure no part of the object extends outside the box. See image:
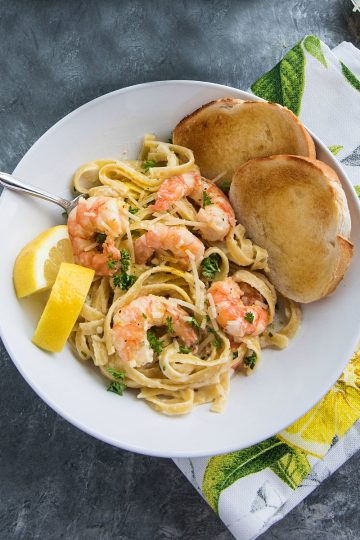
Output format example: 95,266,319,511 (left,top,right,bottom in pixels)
68,196,127,276
111,295,198,367
150,171,235,241
208,277,269,338
134,223,205,268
